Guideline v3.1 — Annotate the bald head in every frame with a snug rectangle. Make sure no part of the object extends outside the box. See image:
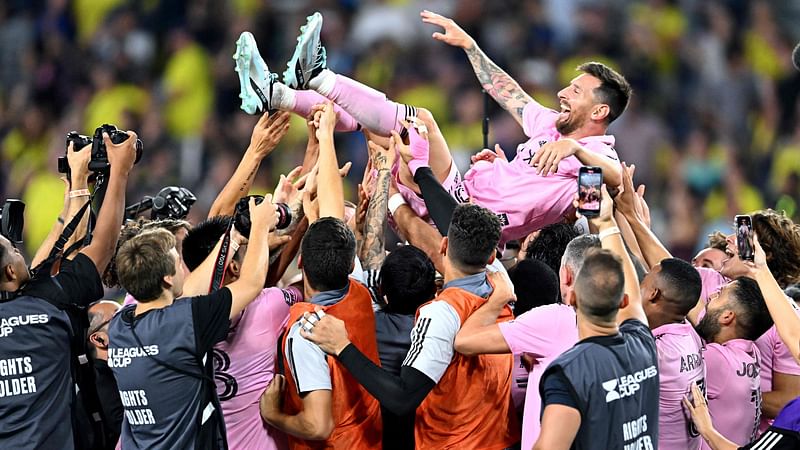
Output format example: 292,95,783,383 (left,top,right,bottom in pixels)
87,300,121,361
88,300,121,329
